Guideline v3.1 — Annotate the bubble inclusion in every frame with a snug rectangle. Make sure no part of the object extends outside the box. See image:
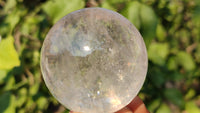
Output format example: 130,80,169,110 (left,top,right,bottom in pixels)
41,8,148,113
